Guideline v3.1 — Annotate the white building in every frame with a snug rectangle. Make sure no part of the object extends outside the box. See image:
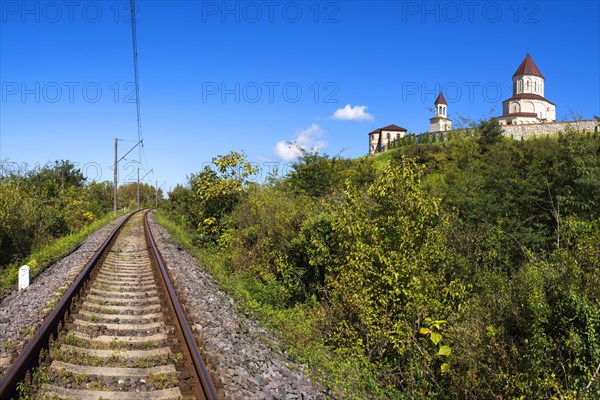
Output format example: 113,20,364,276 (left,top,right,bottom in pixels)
429,92,452,132
495,54,556,125
368,124,407,154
